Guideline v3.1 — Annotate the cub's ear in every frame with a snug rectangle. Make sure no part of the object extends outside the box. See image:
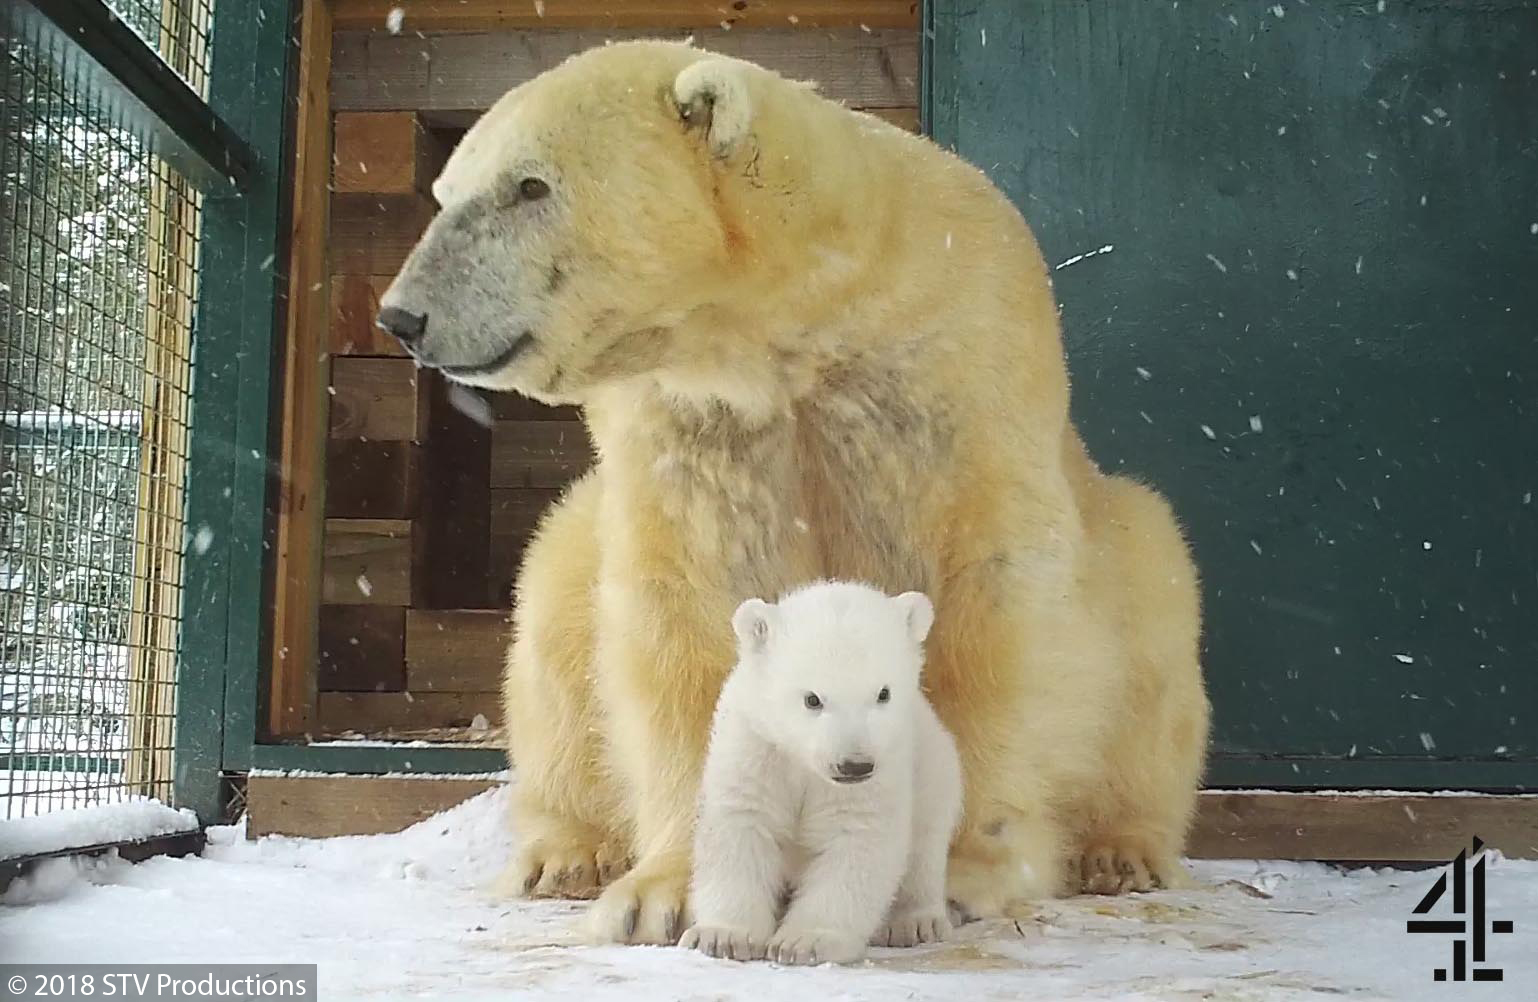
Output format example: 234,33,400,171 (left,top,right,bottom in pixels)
893,592,935,645
731,597,777,655
673,58,752,159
